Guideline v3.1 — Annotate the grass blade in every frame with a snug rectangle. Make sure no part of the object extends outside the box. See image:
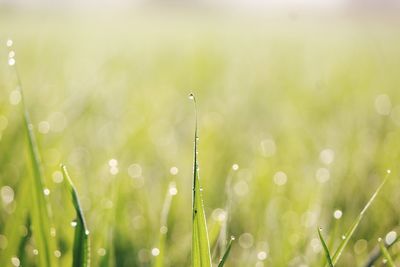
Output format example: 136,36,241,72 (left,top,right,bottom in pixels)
331,170,391,265
61,164,90,267
153,182,177,267
190,93,212,267
318,227,334,267
378,238,395,267
217,236,235,267
9,44,56,267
